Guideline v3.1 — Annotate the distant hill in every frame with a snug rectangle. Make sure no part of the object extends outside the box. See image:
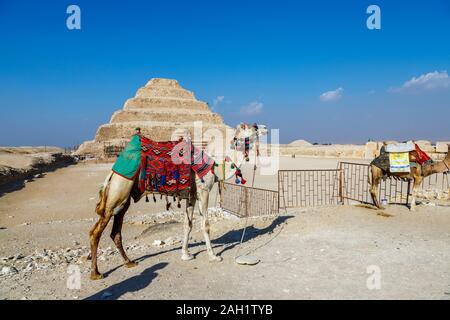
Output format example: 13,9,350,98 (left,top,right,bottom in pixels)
288,139,312,147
